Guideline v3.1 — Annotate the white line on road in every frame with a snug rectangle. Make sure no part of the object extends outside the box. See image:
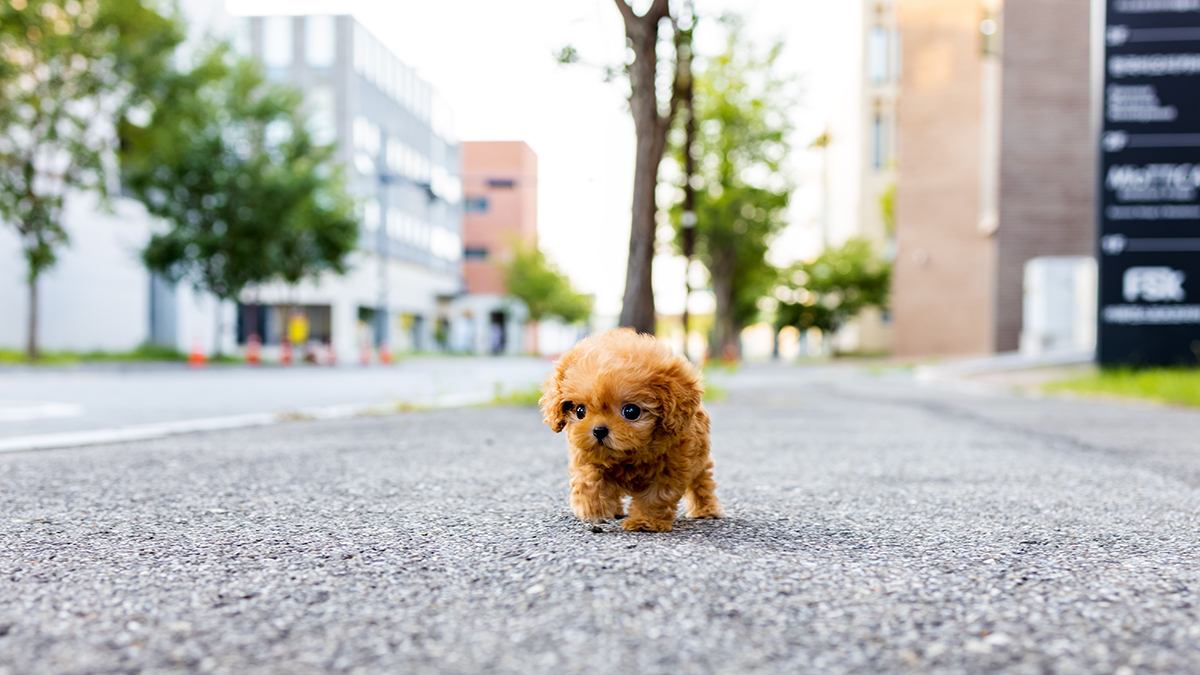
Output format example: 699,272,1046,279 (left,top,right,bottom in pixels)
0,390,497,454
0,401,84,422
